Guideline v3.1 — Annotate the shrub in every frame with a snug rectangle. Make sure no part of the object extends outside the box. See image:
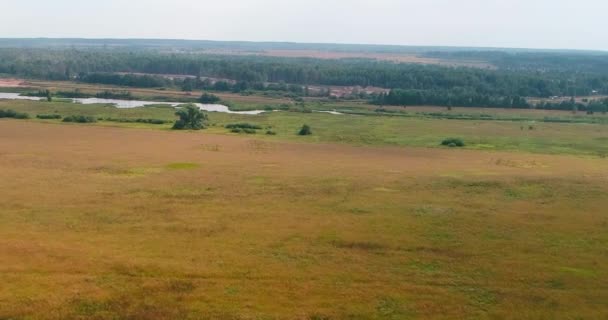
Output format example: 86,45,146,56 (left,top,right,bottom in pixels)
266,130,277,135
225,123,262,130
298,124,312,136
62,115,97,123
0,109,30,119
173,104,208,130
36,114,62,119
441,138,465,147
